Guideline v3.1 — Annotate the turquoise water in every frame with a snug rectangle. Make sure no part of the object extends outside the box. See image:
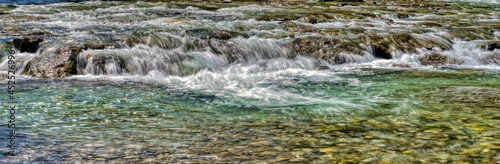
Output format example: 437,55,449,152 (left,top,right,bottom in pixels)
1,69,499,163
